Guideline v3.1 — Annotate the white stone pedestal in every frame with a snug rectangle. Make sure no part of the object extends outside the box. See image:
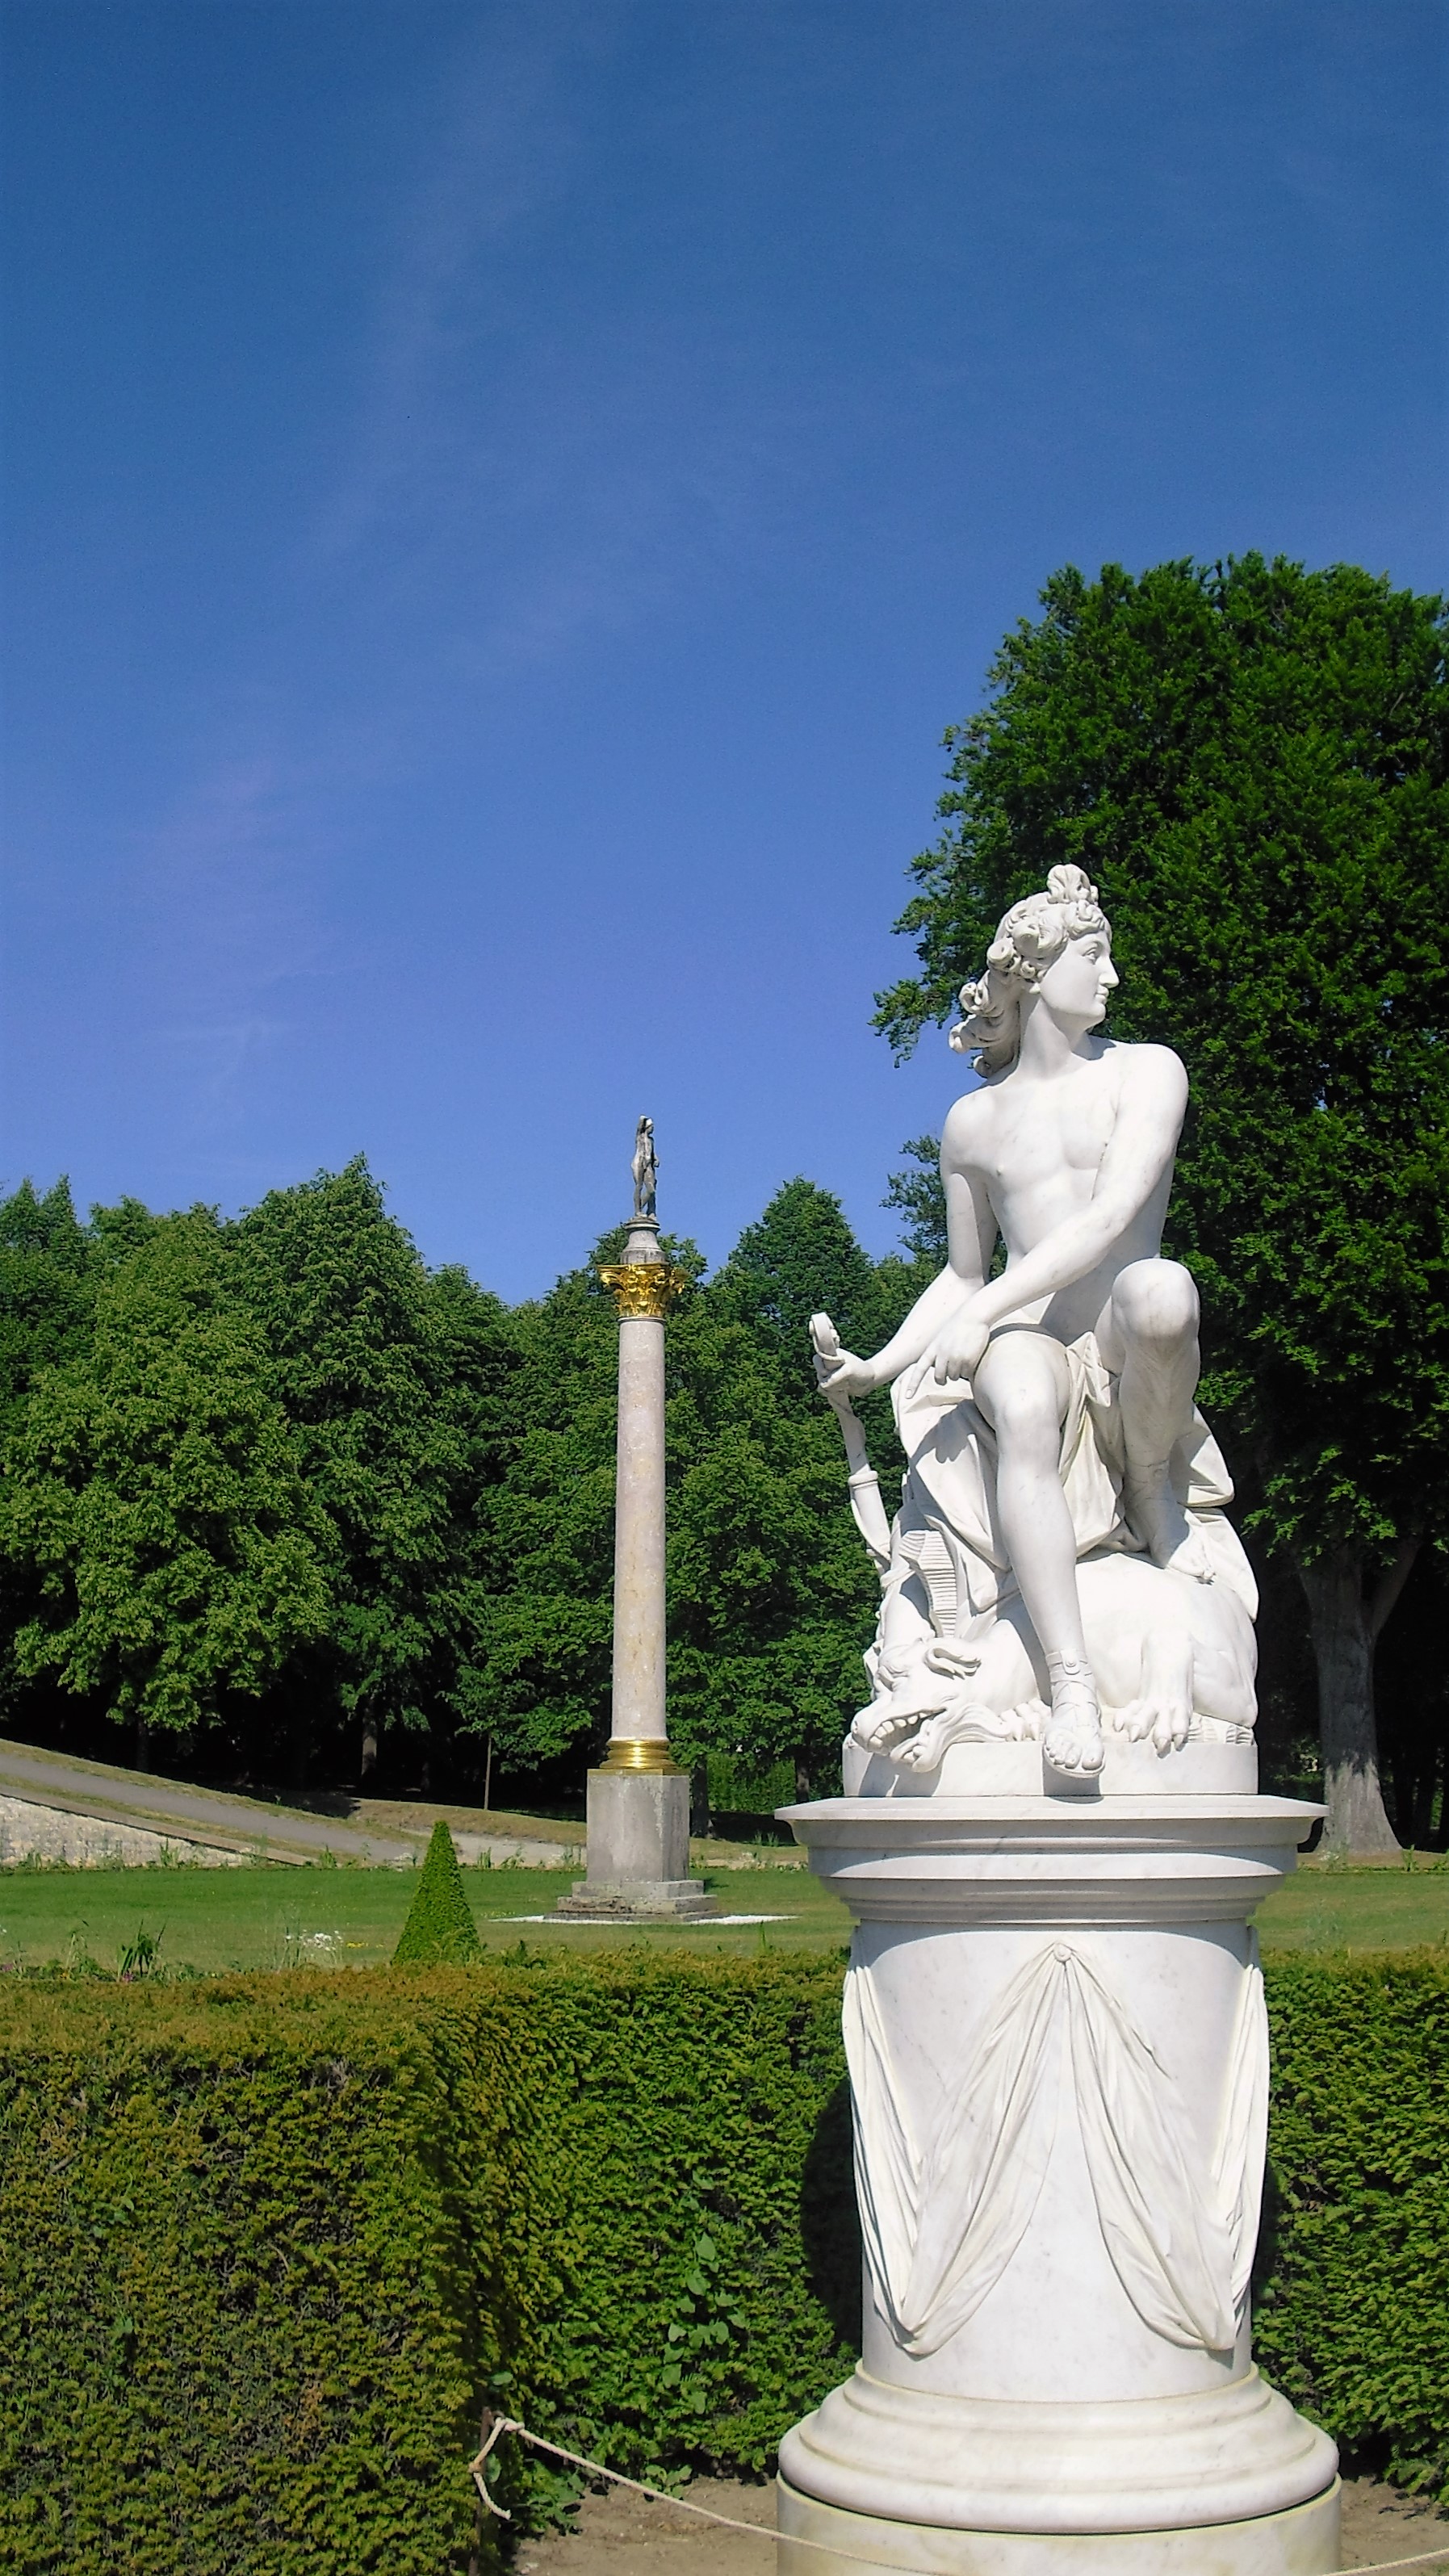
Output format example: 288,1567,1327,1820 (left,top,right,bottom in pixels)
774,1792,1339,2574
